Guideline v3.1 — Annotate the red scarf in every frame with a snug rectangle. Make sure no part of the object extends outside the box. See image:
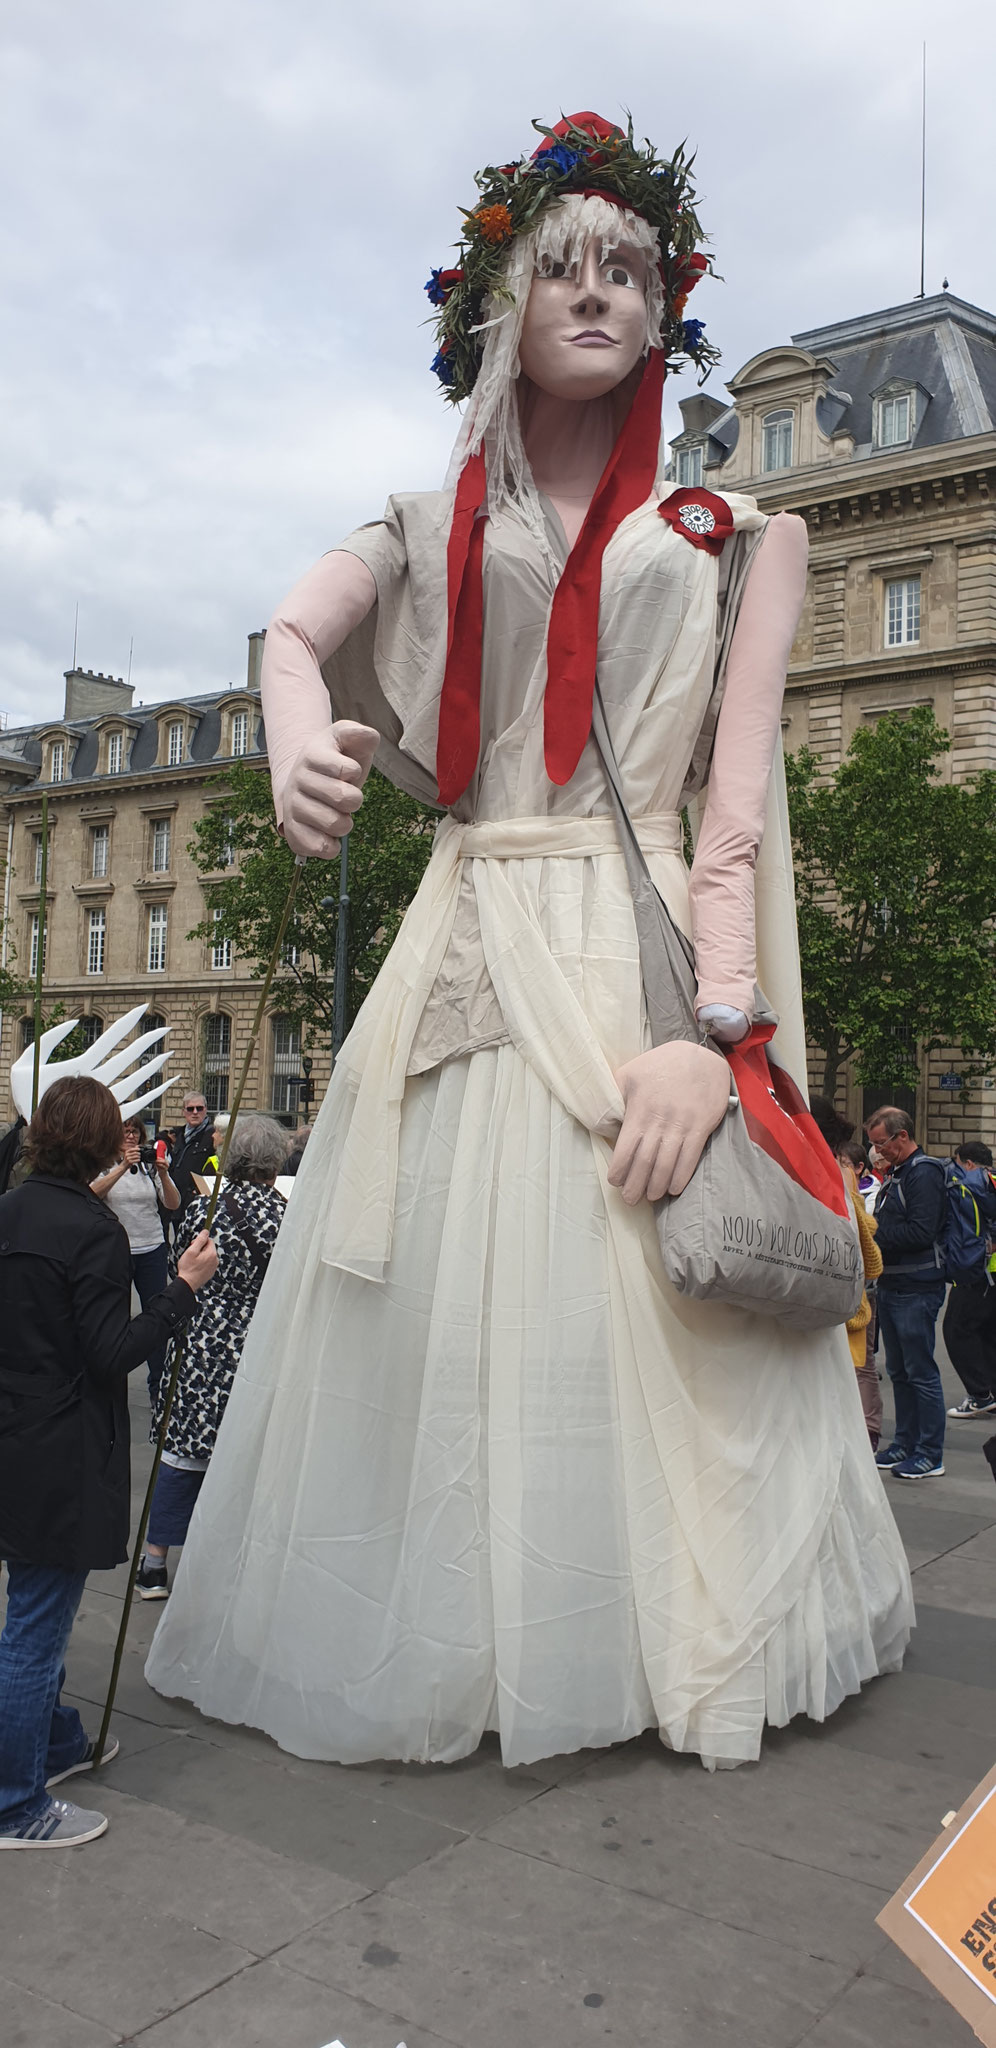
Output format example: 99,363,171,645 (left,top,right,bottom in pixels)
436,348,667,805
